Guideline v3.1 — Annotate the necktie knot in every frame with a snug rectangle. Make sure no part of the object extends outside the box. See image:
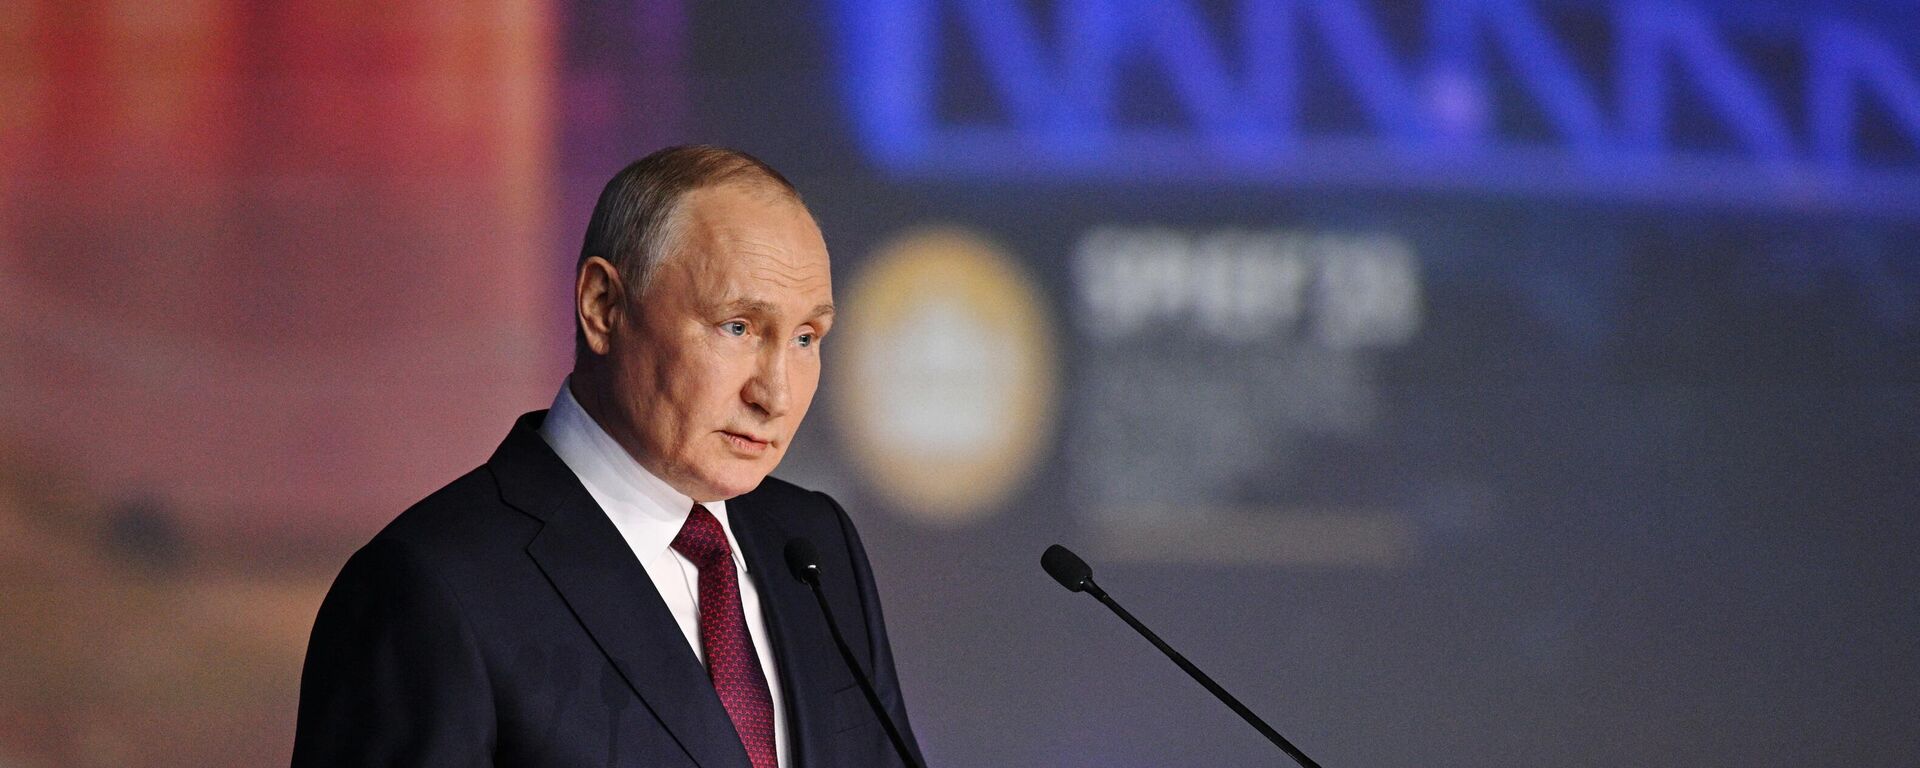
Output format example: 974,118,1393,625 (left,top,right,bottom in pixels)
671,504,733,572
